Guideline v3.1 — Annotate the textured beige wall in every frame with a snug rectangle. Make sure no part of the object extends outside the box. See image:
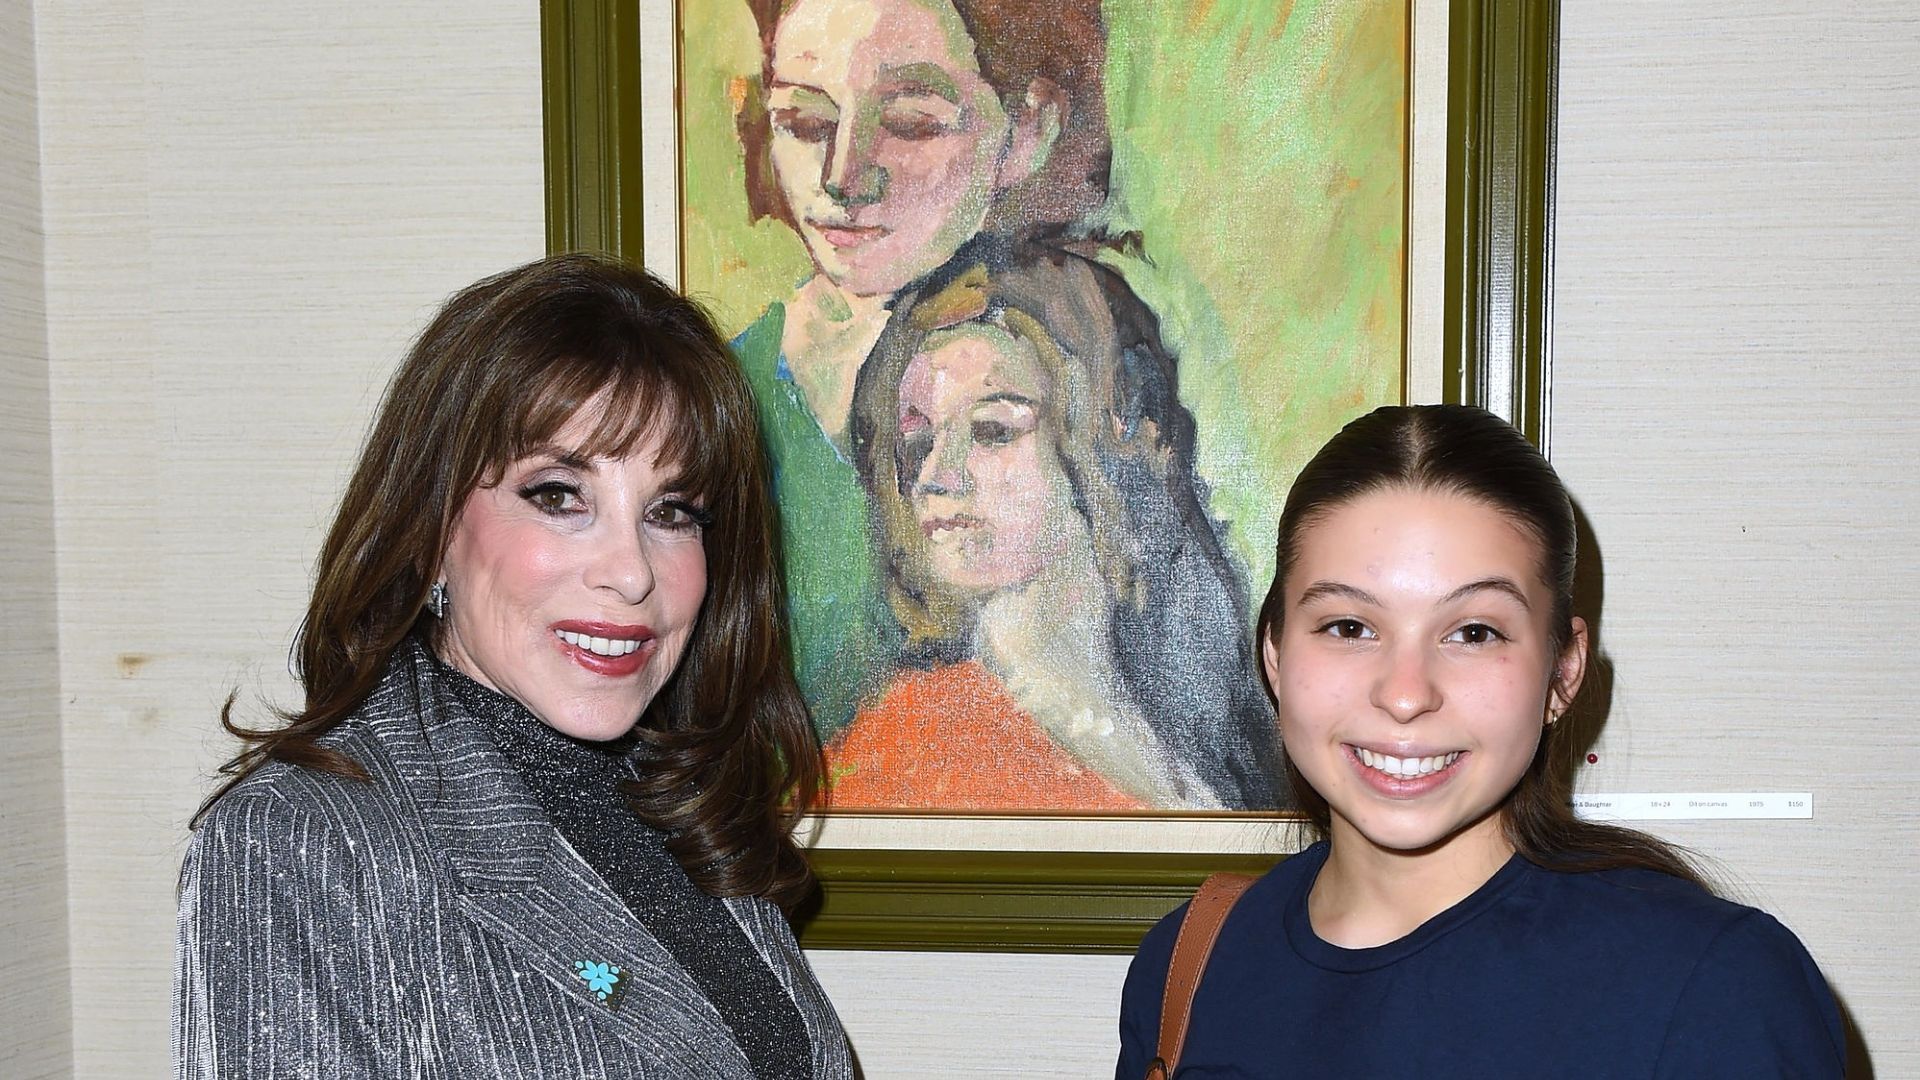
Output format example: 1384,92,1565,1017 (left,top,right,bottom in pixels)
1552,4,1920,1074
0,0,73,1076
34,2,544,1072
22,1,1917,1077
